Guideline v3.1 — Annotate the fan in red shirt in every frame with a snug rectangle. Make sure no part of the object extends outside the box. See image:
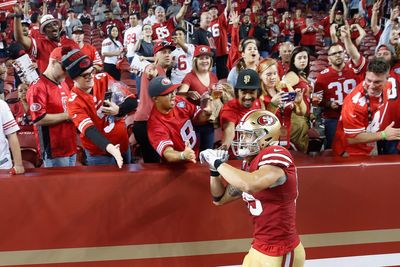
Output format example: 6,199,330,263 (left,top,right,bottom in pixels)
26,47,77,167
200,109,305,267
63,48,137,168
333,59,400,156
208,0,231,79
13,12,78,74
276,42,293,79
314,43,360,149
147,76,212,163
219,69,263,151
293,8,305,46
300,15,318,56
151,0,190,42
71,25,103,71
